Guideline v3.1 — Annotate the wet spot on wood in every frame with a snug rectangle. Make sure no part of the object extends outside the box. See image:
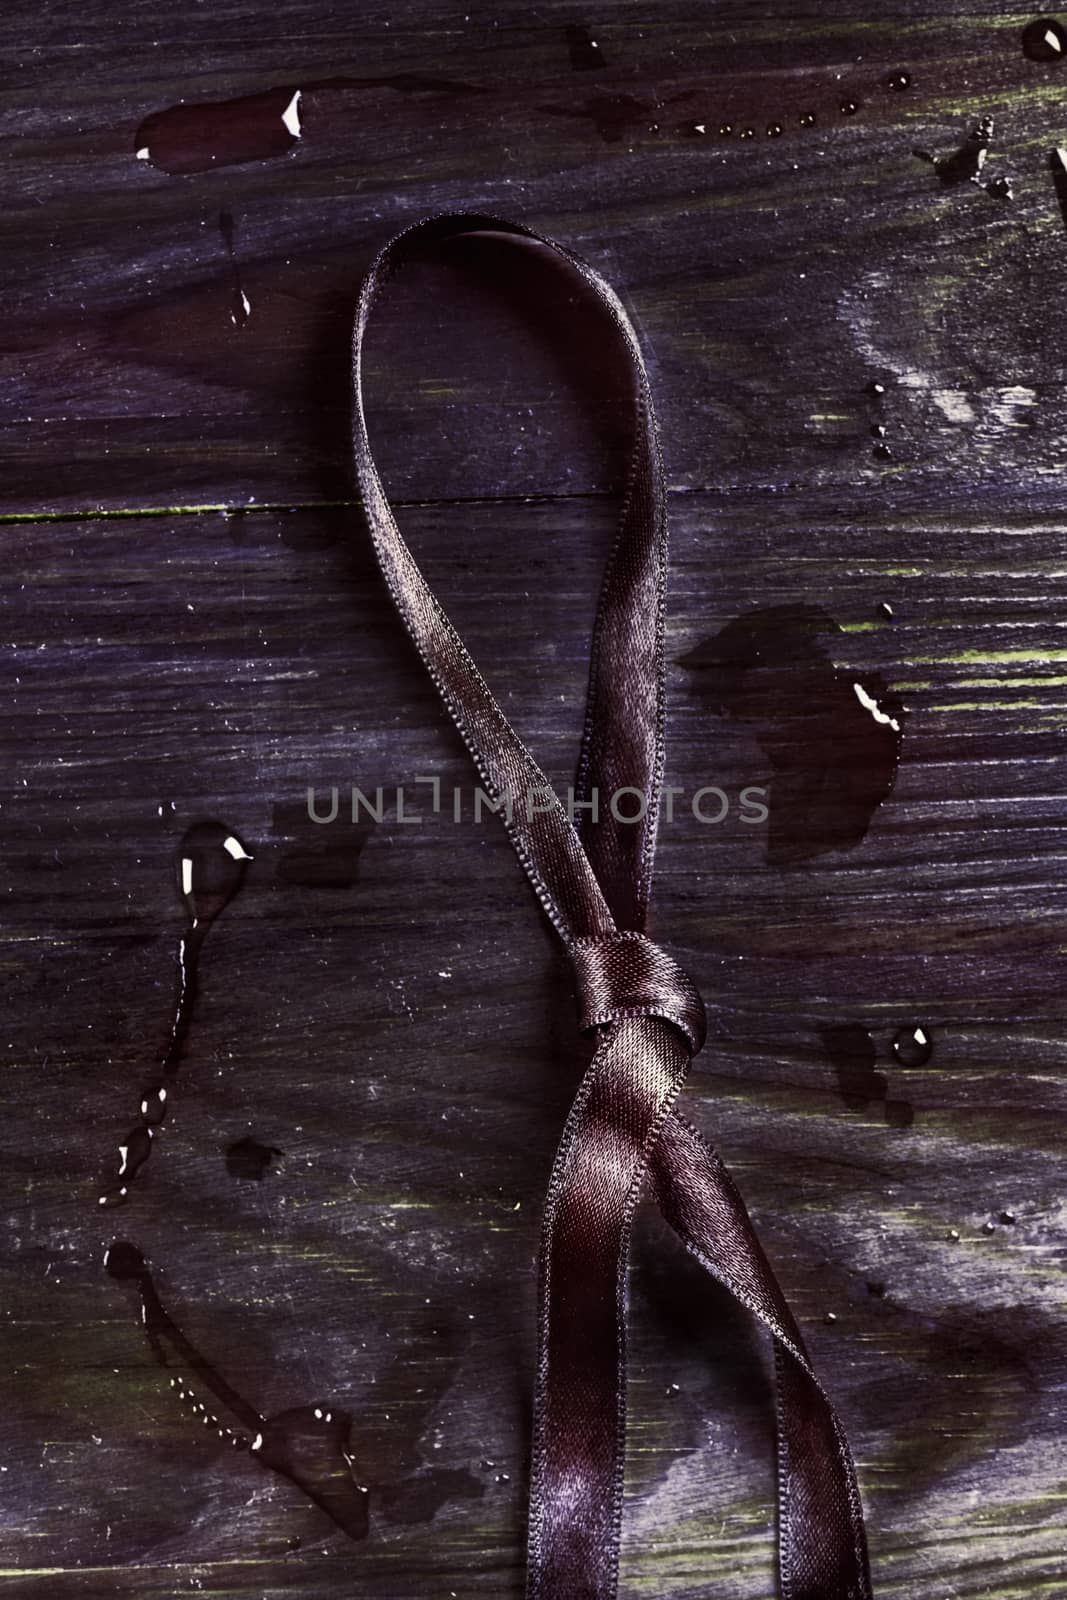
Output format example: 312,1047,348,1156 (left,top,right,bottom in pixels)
821,1024,915,1128
545,91,654,142
914,117,1013,200
680,605,902,864
105,1242,369,1539
135,75,482,175
272,801,374,890
225,1136,282,1180
378,1465,484,1525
